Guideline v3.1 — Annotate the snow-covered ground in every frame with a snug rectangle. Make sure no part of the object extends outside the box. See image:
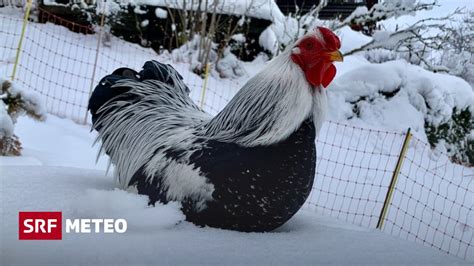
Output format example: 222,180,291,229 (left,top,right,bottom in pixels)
0,117,469,265
1,0,473,264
